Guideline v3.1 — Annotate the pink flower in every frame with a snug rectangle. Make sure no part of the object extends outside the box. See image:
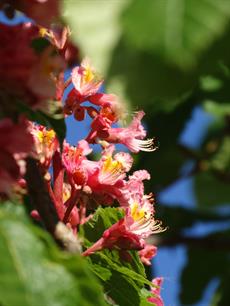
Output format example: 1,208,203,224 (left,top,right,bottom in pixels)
0,23,37,98
0,22,65,109
0,118,33,194
104,111,157,153
98,145,133,185
62,142,133,205
88,93,124,120
119,170,151,206
41,25,69,50
148,278,164,306
82,218,145,256
30,123,58,169
71,58,103,101
81,145,132,205
28,45,65,100
82,193,164,256
139,244,157,265
62,140,92,188
0,118,33,155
